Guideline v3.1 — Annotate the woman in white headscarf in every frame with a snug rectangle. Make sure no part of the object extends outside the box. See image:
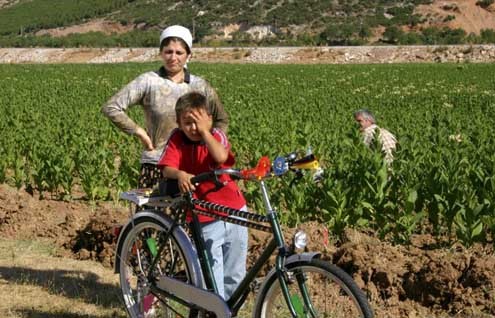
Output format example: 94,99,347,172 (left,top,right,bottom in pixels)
102,25,228,189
